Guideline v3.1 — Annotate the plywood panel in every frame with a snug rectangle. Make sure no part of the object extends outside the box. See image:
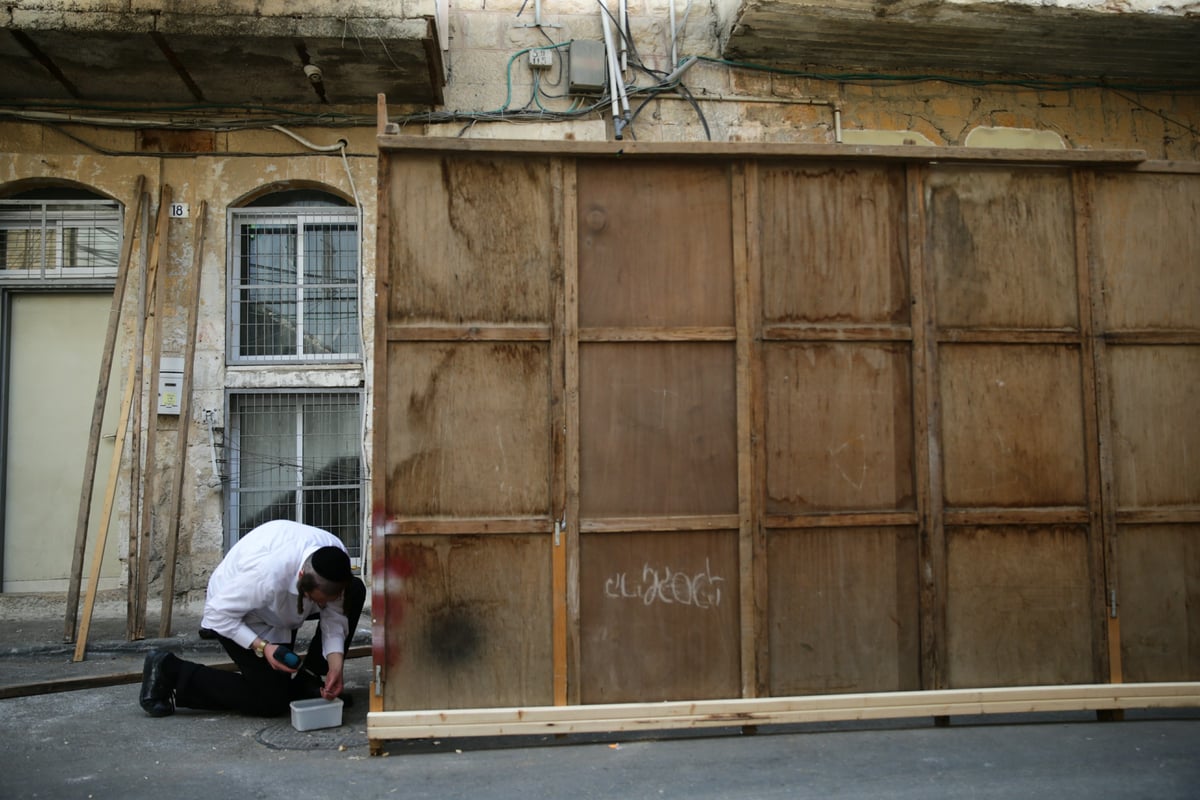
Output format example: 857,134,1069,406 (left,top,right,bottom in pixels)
579,342,737,516
1092,173,1200,331
939,344,1086,507
764,342,914,513
579,531,740,703
766,527,919,695
385,154,555,324
380,534,553,709
758,163,909,325
927,168,1078,330
1107,346,1200,507
385,341,551,516
946,526,1093,687
1117,524,1200,682
577,161,733,328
